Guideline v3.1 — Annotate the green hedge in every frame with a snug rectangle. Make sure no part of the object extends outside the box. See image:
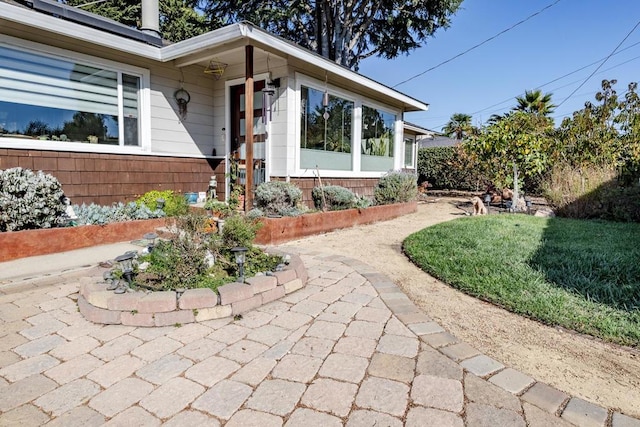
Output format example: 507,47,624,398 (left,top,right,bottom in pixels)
417,146,485,191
